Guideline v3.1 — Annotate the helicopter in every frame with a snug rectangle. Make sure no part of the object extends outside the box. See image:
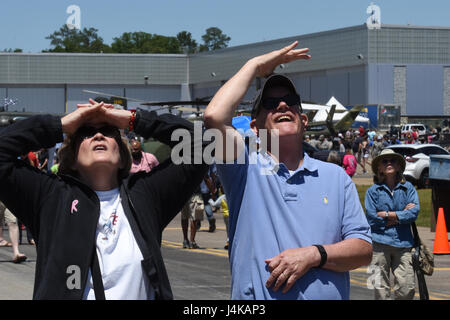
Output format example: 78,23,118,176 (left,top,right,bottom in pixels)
0,98,57,127
0,89,366,164
1,88,366,138
83,89,252,119
83,89,367,137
